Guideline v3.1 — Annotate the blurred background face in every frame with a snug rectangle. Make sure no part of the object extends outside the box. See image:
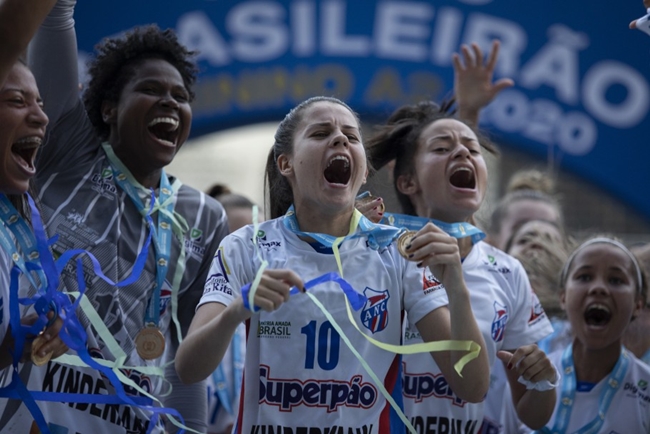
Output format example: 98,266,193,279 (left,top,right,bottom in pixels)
494,199,561,251
507,219,564,259
225,206,254,232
